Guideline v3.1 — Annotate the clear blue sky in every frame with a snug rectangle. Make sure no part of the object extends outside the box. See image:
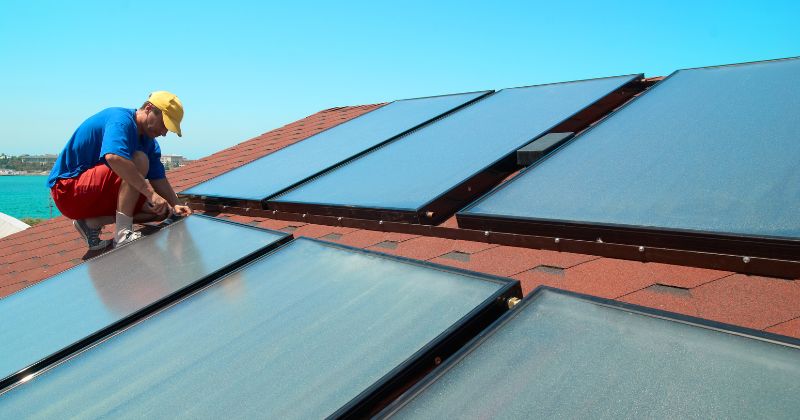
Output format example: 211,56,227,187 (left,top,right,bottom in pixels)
1,1,797,159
